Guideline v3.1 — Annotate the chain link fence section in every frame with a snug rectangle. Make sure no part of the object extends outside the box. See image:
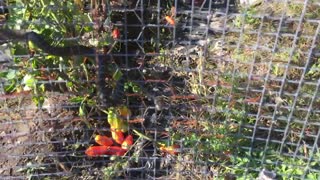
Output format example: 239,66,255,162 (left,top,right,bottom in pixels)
0,0,320,179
